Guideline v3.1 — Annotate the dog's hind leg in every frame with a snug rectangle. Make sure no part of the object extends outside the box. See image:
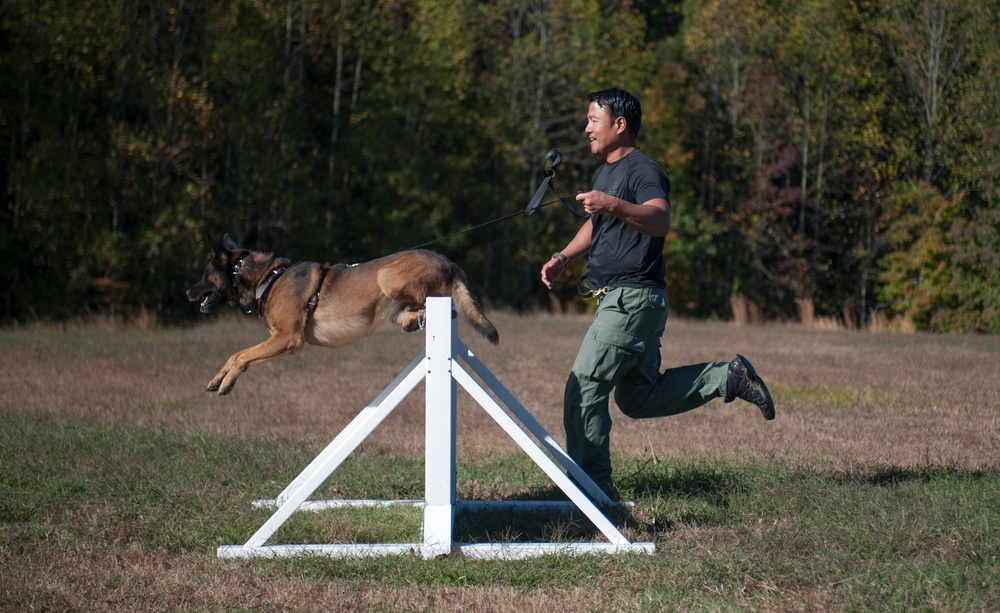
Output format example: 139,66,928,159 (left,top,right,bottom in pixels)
400,305,426,332
207,331,306,395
